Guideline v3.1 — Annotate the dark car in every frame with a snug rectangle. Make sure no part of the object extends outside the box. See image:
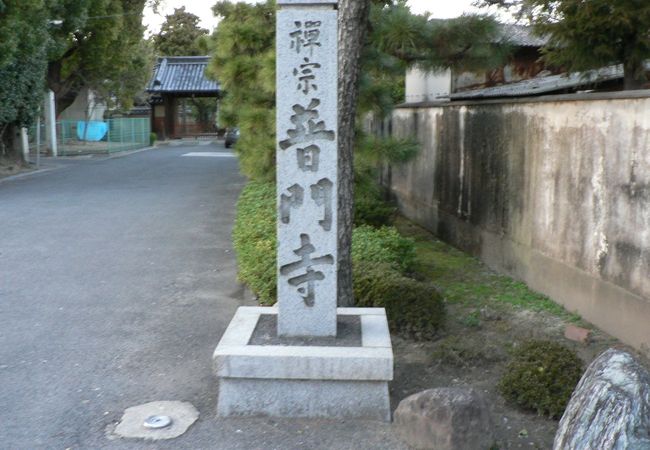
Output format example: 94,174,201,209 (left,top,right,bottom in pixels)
225,127,240,148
